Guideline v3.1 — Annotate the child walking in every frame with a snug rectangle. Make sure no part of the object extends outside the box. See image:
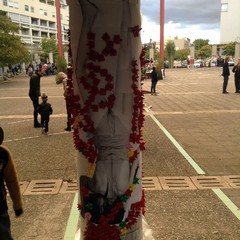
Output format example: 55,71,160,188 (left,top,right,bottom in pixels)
37,93,53,135
0,126,23,239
